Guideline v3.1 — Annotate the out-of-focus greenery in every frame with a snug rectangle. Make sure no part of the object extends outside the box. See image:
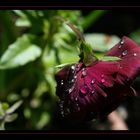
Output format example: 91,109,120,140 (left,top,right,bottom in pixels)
1,10,138,130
